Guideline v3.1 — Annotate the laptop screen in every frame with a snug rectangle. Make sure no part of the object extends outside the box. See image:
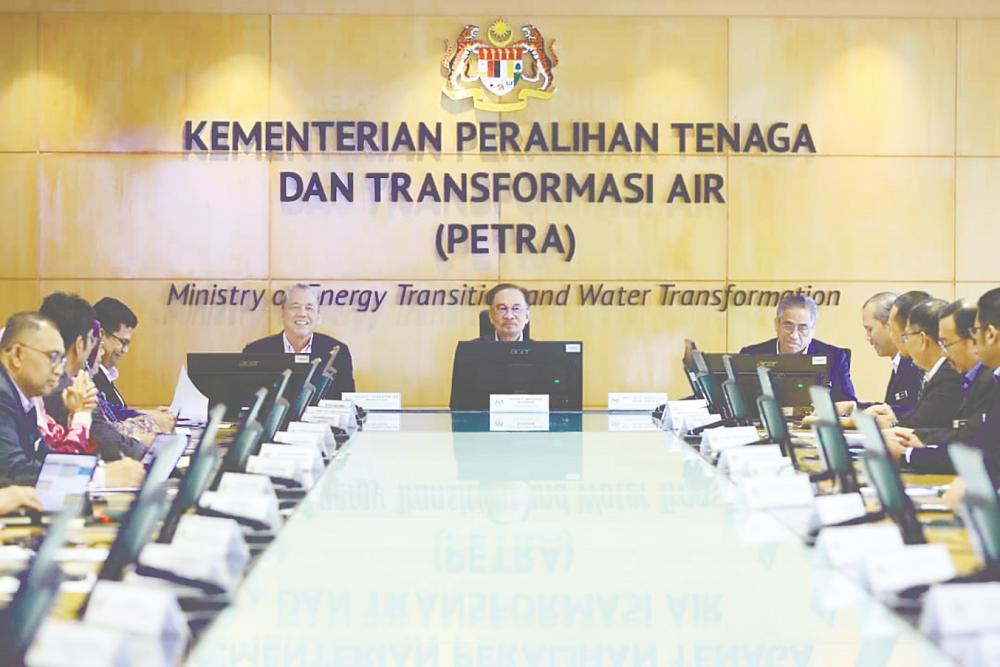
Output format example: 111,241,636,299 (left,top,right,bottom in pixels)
34,453,98,513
